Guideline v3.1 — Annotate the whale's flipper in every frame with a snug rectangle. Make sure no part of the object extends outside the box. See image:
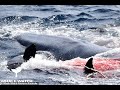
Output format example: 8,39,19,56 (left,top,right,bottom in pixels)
84,58,96,74
23,44,36,62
